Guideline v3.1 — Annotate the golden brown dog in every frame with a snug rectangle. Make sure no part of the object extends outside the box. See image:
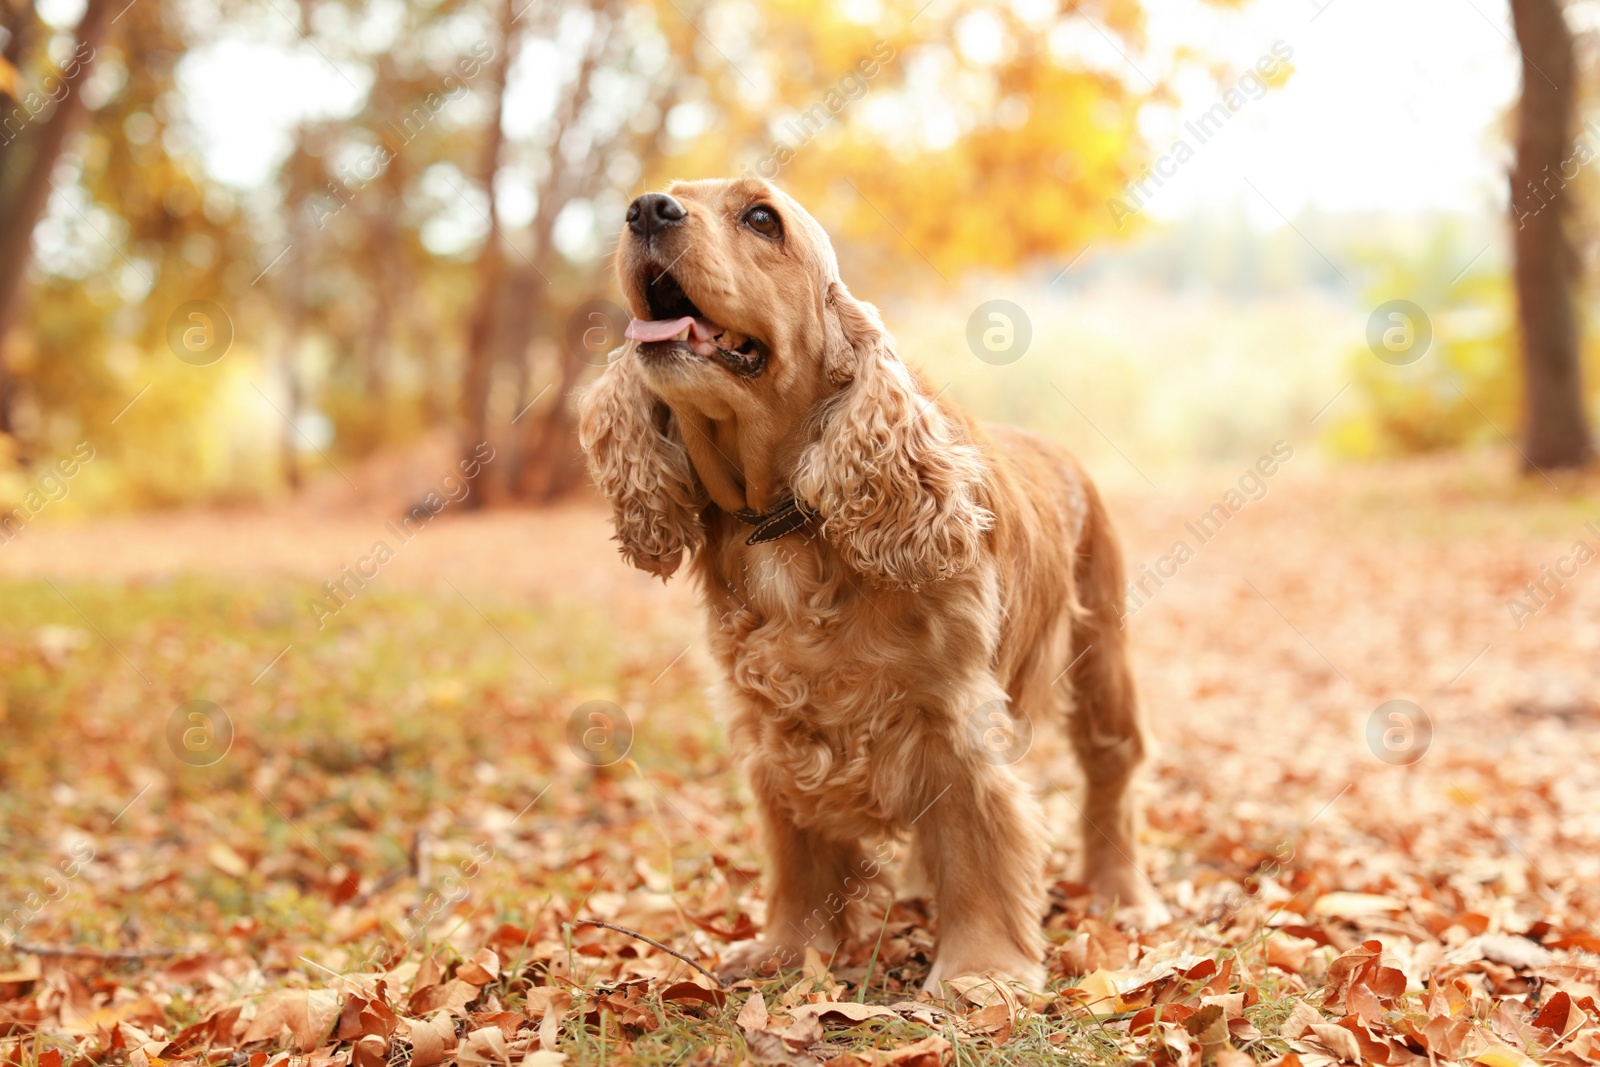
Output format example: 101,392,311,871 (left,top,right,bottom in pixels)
577,178,1163,990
